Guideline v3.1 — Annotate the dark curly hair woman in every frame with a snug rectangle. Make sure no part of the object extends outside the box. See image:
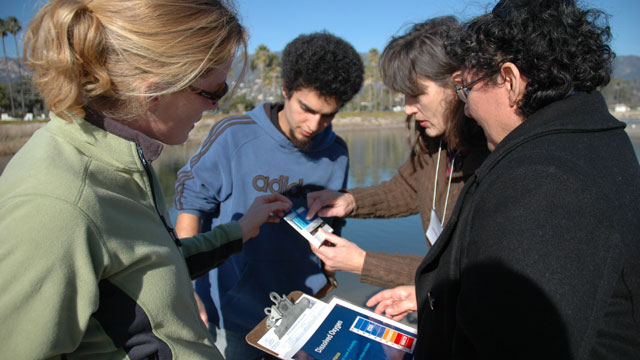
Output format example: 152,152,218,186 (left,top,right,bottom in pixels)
411,0,640,358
